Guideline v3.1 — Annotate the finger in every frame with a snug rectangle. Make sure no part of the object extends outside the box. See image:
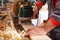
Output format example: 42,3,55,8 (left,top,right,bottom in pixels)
25,30,31,36
26,28,34,32
26,29,35,36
